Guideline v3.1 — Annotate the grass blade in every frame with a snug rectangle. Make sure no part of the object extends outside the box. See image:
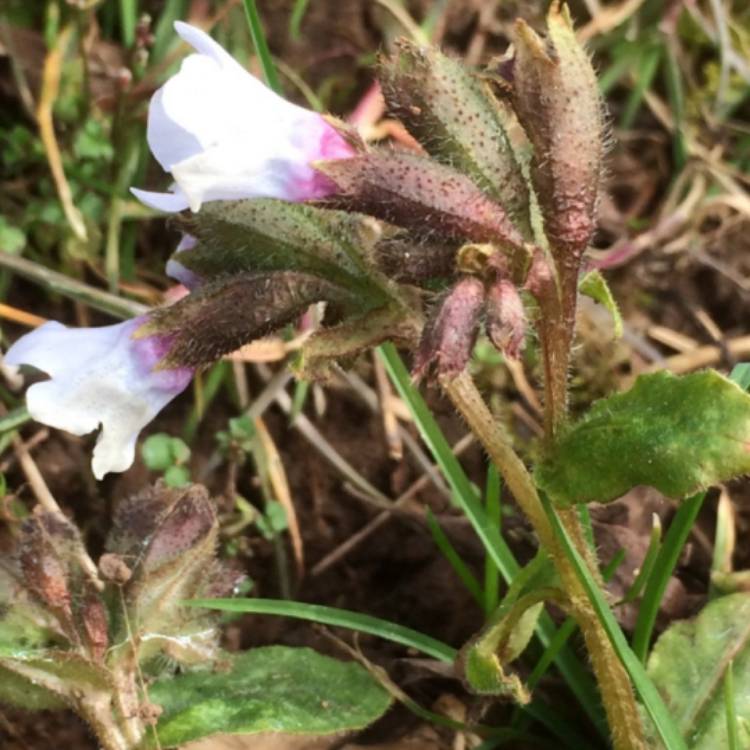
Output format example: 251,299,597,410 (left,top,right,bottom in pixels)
242,0,282,93
622,514,662,604
118,0,138,48
186,597,456,662
151,0,188,62
631,491,704,663
289,0,311,40
426,508,484,607
620,45,661,129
